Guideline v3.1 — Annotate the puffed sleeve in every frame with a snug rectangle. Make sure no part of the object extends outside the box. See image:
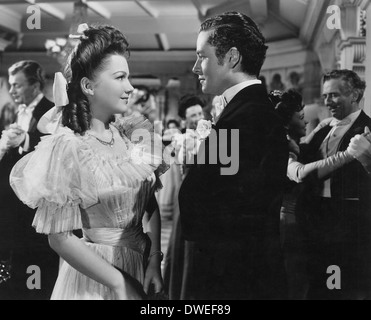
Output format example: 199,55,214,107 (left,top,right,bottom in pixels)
10,129,98,234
